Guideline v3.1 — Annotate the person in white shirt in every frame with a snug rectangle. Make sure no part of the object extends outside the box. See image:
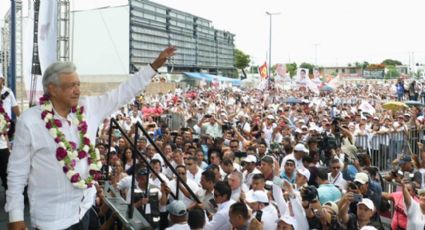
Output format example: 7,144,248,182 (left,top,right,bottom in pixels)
185,156,203,185
5,46,176,230
328,158,347,191
245,190,279,230
165,200,191,230
204,181,235,230
241,155,261,188
164,165,201,209
402,178,425,230
0,75,20,191
281,143,308,171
